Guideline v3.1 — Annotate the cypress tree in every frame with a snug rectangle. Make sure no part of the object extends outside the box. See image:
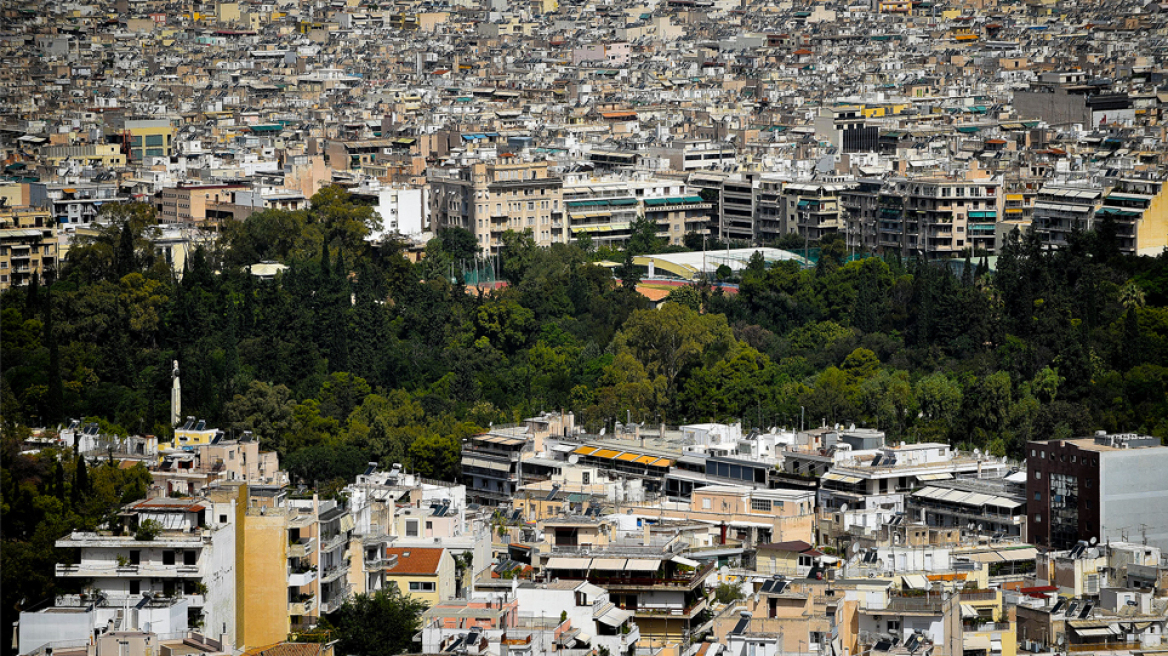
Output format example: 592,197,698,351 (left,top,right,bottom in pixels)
117,221,135,279
72,455,89,506
45,287,64,425
25,271,39,318
54,460,66,500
